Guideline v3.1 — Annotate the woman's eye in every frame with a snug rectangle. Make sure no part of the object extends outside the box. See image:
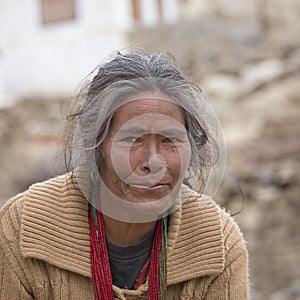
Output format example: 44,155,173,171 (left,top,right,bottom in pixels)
163,137,181,143
121,137,140,143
